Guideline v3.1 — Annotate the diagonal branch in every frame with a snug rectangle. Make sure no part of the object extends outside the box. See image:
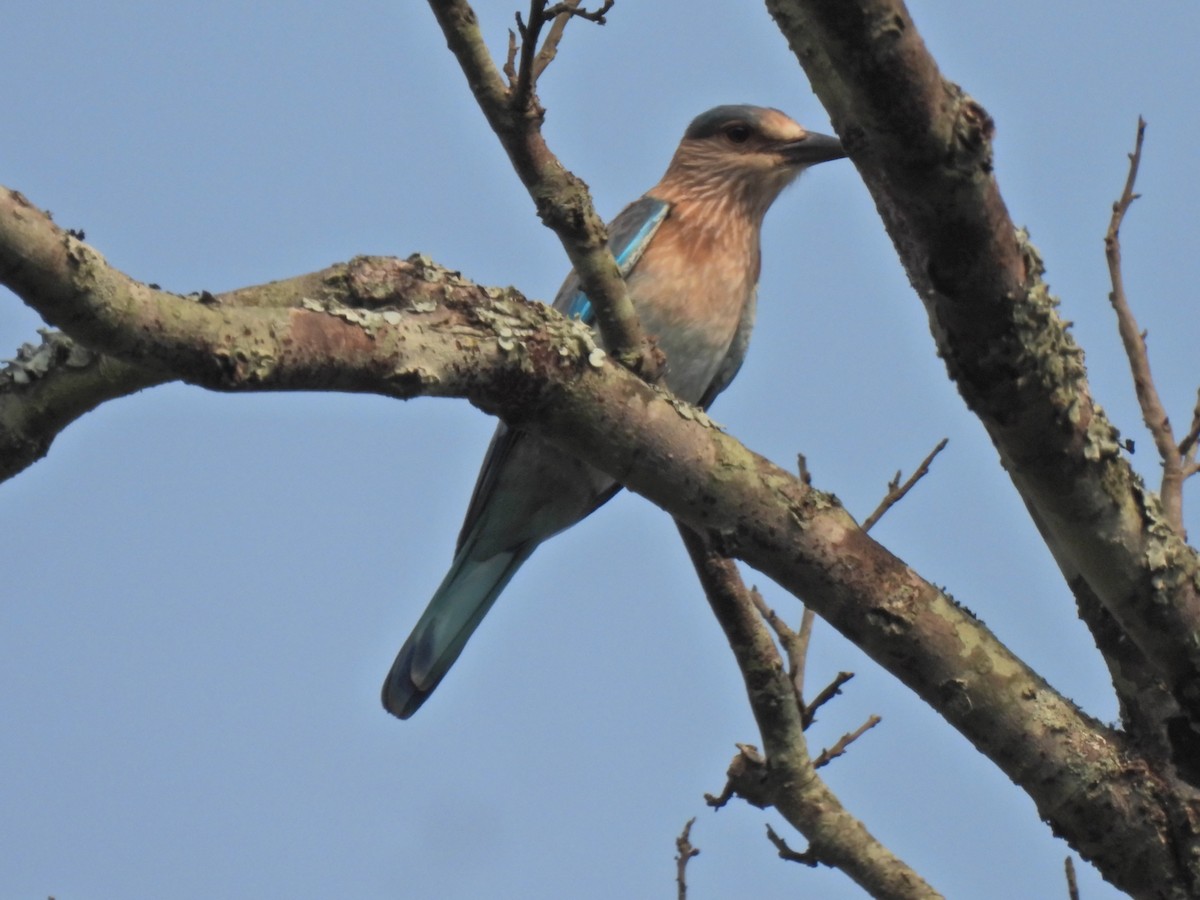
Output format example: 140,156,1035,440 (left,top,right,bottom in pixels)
861,438,948,532
749,589,814,704
767,0,1200,742
511,1,567,109
803,671,854,729
1179,390,1200,465
792,606,816,698
812,715,882,769
427,0,655,375
1104,117,1193,536
677,524,943,898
